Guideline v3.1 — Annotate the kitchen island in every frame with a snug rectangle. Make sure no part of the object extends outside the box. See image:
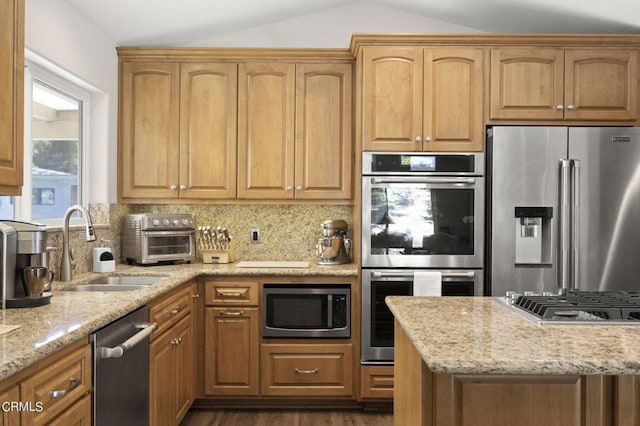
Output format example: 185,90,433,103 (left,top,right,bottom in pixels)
386,296,640,426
